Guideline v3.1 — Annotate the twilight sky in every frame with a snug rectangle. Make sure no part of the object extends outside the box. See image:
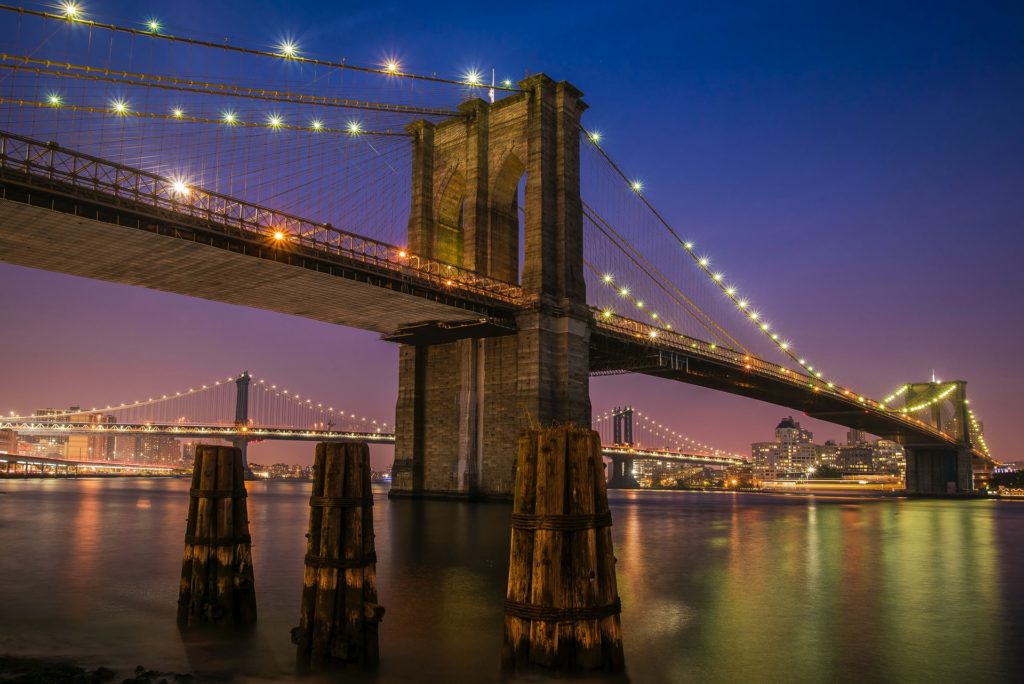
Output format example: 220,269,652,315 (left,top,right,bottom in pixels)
1,0,1022,466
